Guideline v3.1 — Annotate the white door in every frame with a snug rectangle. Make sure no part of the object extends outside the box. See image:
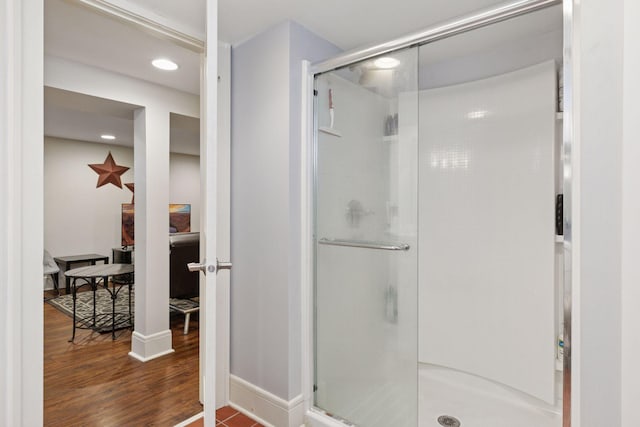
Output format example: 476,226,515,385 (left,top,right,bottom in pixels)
197,1,231,425
193,39,231,414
